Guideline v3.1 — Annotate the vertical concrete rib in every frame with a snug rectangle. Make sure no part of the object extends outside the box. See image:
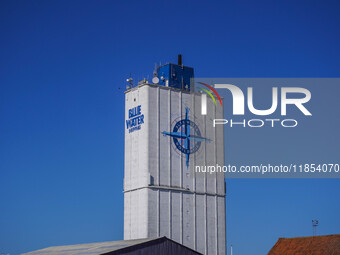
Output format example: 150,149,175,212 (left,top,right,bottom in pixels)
179,91,183,244
157,190,160,236
222,95,227,255
168,89,172,239
205,104,208,255
205,194,208,255
214,99,218,254
192,93,197,251
215,196,218,255
157,87,160,184
157,87,160,237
